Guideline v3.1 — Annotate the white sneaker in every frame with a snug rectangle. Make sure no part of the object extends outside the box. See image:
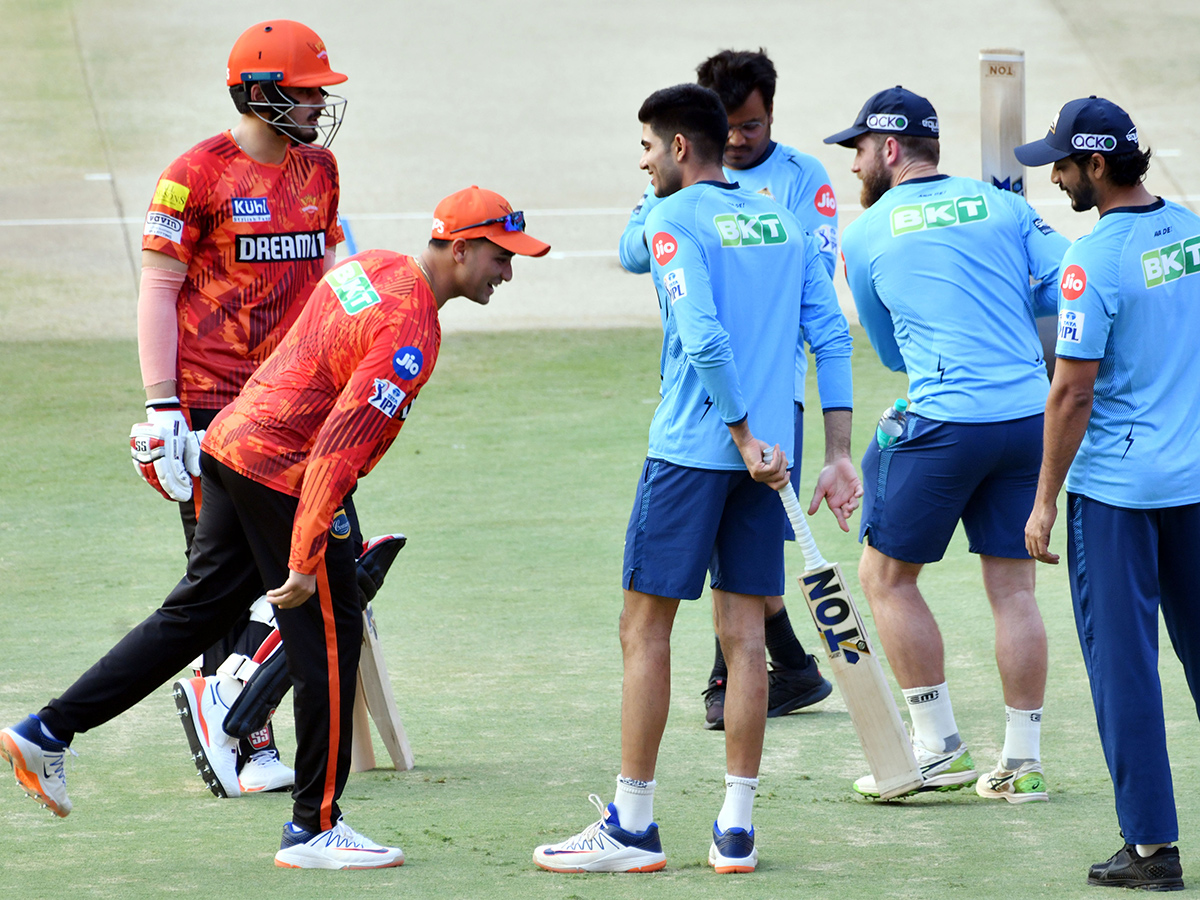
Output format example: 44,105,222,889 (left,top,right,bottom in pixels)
239,749,295,794
274,818,405,869
975,760,1049,803
854,740,977,798
172,676,240,798
0,716,74,817
533,794,667,873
